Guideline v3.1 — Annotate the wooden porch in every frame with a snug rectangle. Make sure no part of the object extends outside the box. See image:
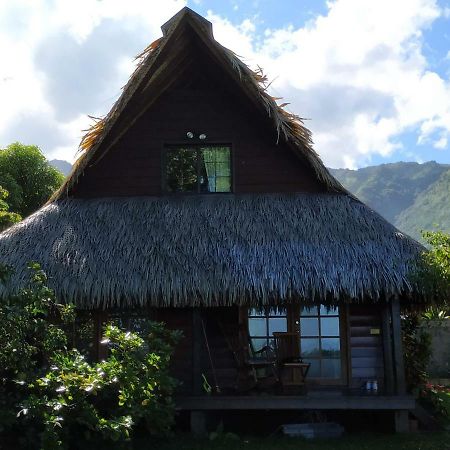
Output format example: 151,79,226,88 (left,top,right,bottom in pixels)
176,390,415,434
175,391,415,411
